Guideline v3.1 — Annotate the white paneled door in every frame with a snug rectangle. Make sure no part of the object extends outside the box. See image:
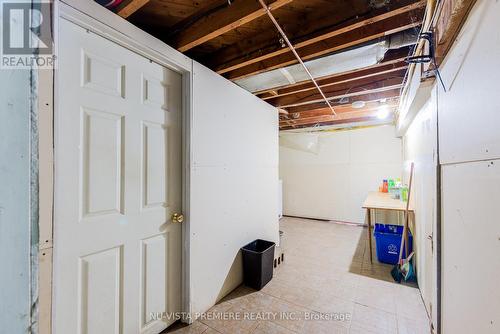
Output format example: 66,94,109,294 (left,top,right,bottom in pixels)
54,19,182,334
